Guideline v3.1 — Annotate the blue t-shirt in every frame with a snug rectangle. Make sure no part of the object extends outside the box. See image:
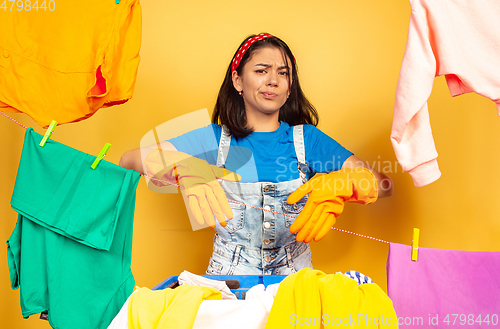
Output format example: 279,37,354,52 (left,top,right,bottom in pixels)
168,122,353,183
